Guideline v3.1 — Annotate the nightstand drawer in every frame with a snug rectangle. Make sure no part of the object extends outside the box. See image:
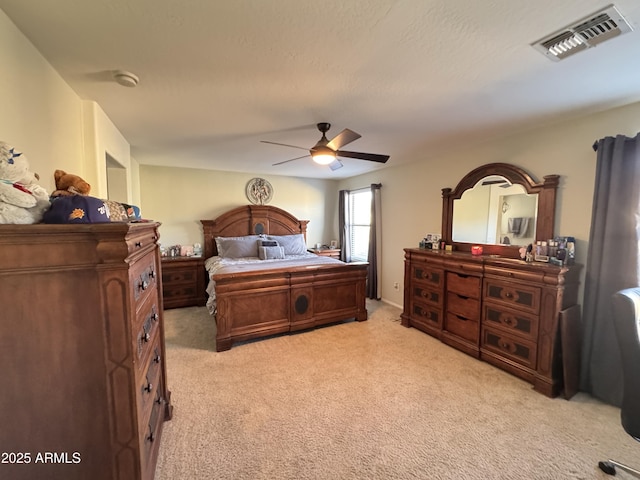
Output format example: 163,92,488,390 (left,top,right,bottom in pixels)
161,257,206,309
